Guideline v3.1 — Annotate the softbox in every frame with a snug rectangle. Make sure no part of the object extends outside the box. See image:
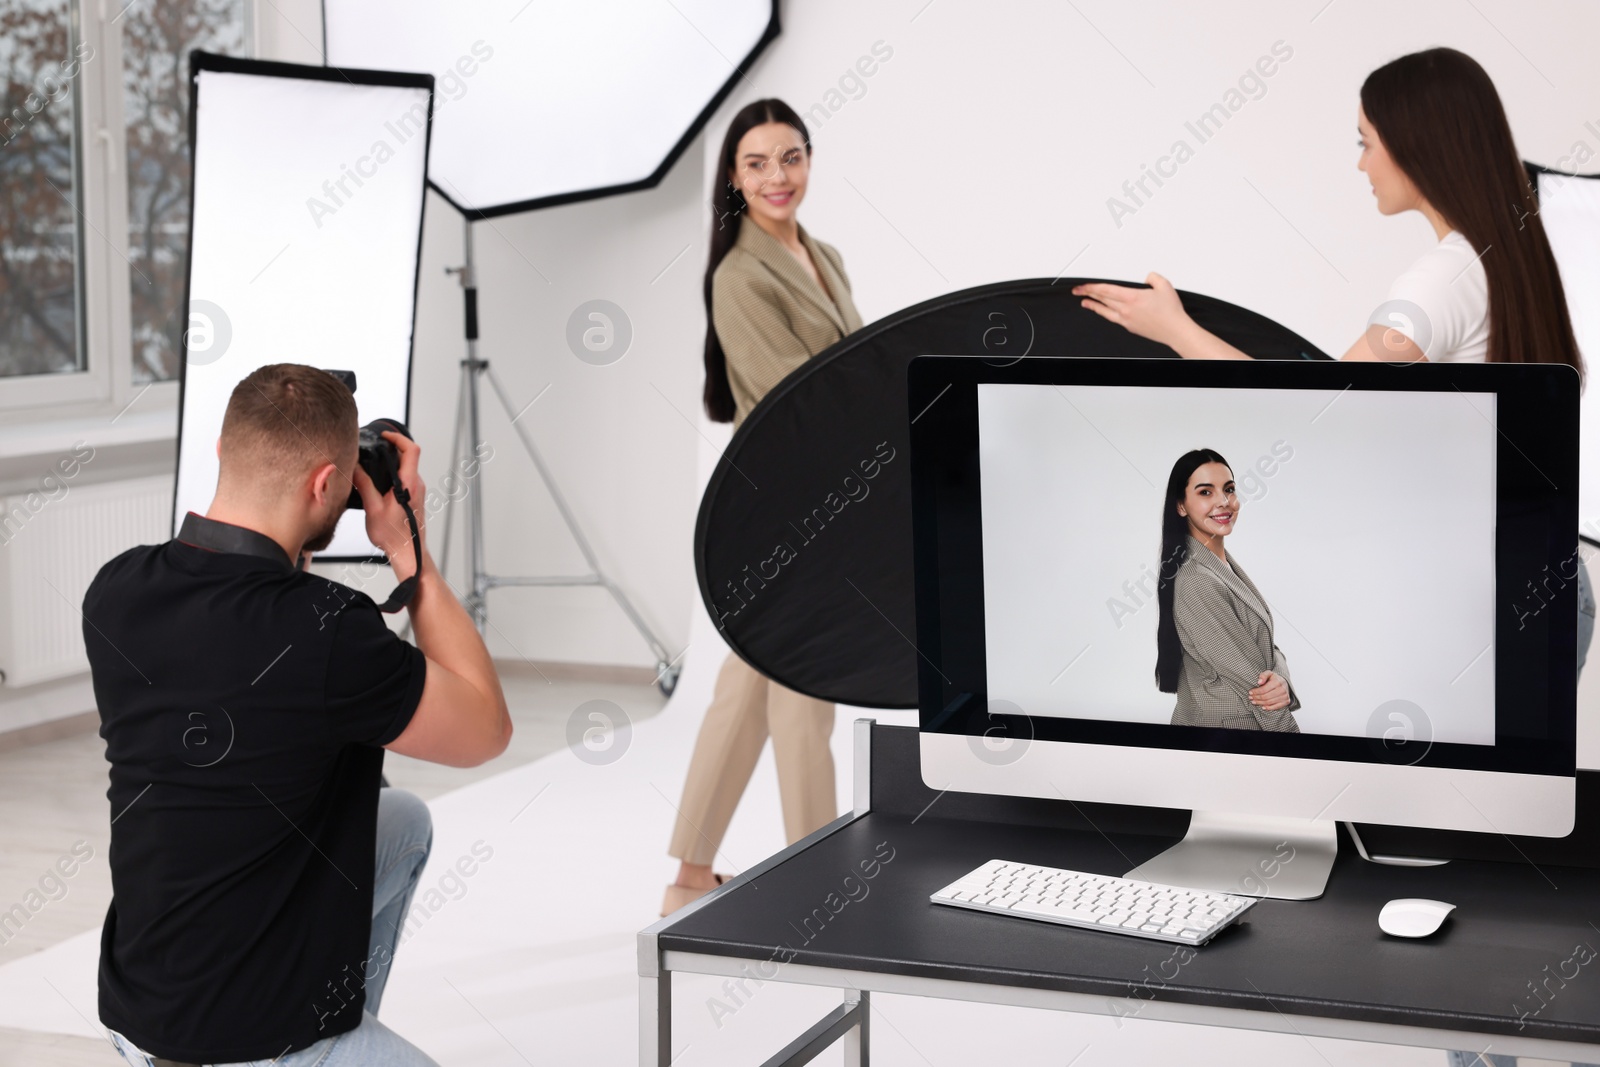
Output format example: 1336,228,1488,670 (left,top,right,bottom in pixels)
1528,163,1600,521
695,279,1329,709
173,53,432,560
322,0,779,215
